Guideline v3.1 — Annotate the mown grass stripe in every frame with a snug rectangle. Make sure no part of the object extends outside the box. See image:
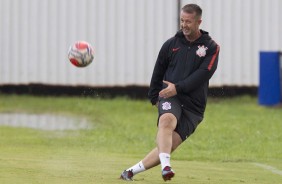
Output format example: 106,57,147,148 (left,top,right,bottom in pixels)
253,163,282,176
